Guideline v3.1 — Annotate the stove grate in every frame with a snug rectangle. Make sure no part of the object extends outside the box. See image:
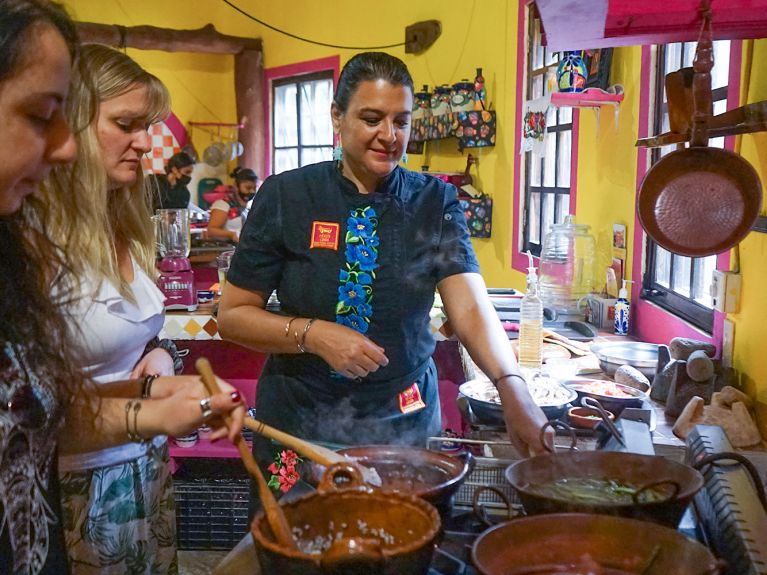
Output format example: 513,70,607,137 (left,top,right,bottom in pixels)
686,424,767,575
